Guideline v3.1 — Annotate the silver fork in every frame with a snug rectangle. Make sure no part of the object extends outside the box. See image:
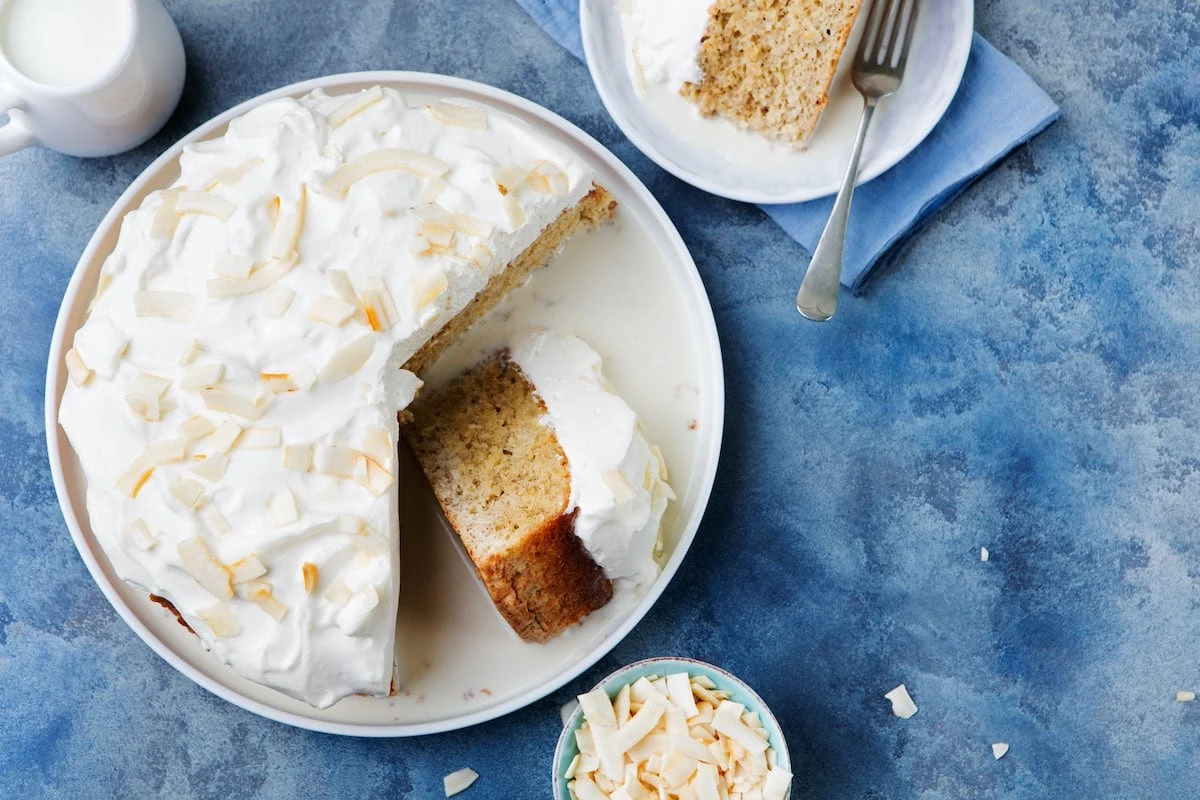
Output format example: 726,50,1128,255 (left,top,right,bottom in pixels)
795,0,920,321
